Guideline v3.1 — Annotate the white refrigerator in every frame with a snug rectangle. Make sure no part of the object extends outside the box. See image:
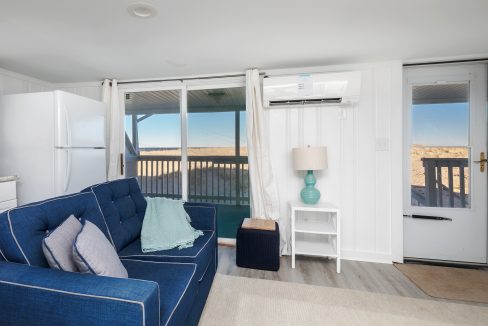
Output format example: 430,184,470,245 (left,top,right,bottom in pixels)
0,90,107,205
